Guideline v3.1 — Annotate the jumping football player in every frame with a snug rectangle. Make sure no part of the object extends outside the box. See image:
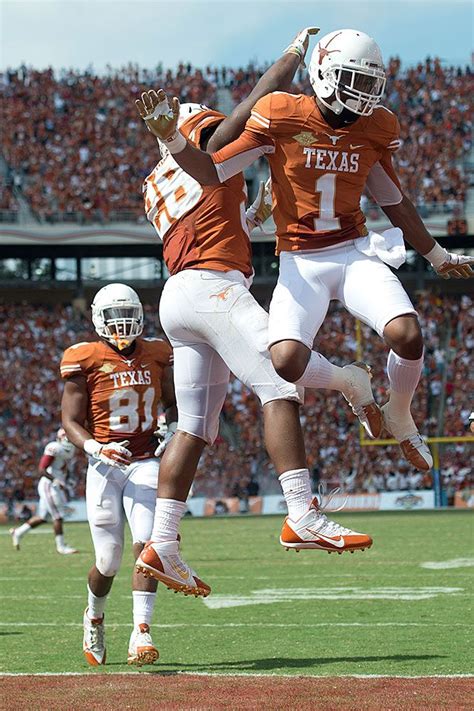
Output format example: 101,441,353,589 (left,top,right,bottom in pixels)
134,28,375,600
61,283,177,666
10,428,78,555
145,28,474,473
